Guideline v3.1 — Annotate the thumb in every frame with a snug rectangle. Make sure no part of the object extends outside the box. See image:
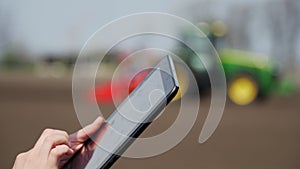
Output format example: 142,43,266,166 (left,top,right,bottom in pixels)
70,117,105,143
